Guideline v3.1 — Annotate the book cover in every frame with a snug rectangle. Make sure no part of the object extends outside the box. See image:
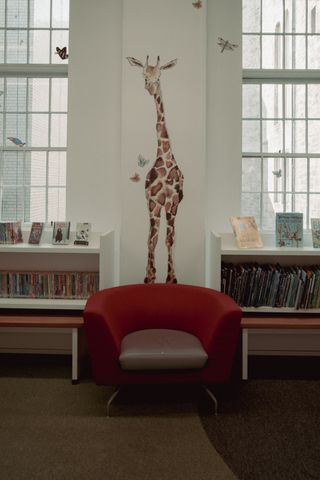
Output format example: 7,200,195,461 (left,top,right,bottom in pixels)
311,218,320,248
276,213,303,247
74,222,91,246
0,222,23,244
229,216,263,248
52,221,70,245
28,222,44,245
